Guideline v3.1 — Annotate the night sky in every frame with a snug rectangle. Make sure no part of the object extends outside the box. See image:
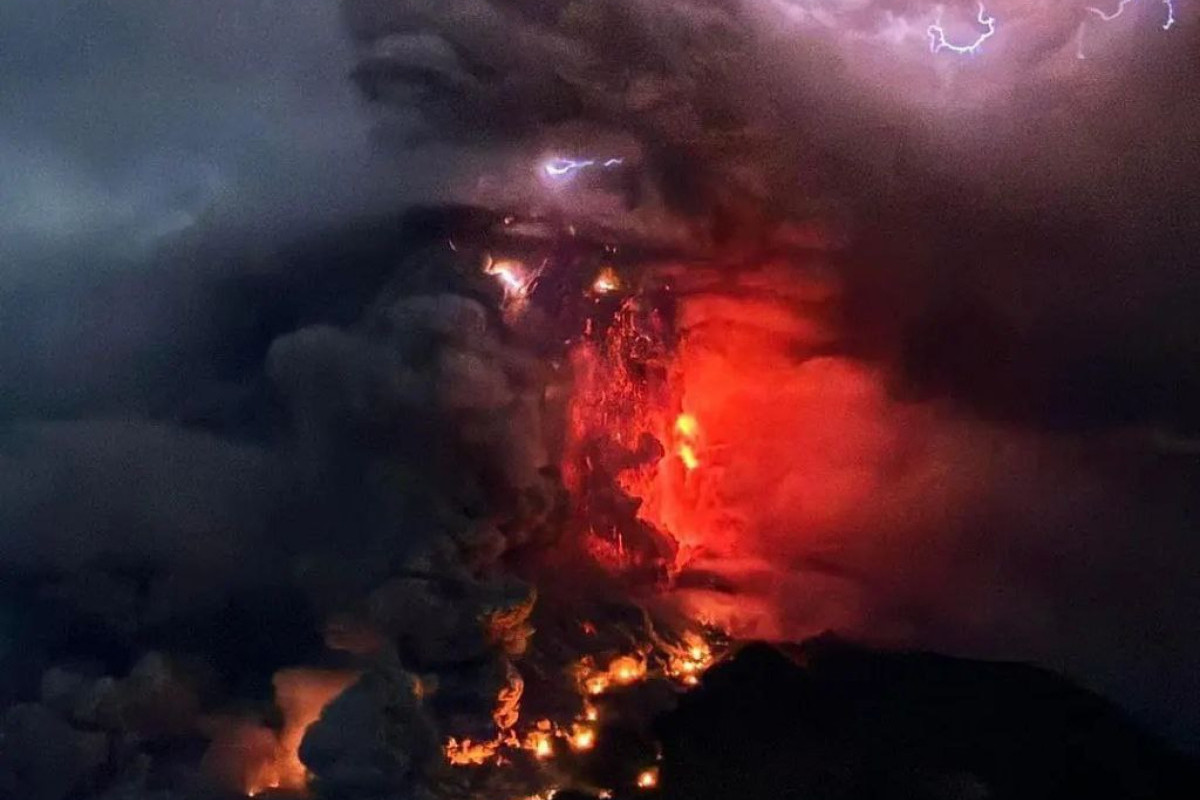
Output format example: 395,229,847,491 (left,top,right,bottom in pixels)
1,0,1198,772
